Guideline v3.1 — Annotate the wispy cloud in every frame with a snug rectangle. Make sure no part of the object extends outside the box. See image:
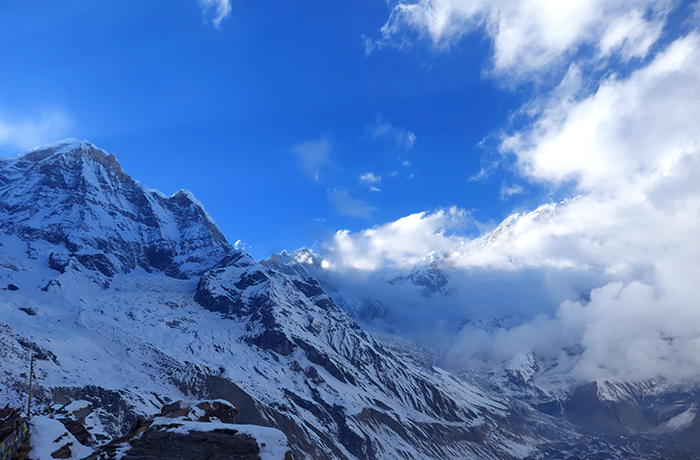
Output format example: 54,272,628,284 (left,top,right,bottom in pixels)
369,0,674,81
327,189,376,218
0,109,73,153
499,181,526,200
367,115,416,150
291,136,337,181
199,0,232,29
